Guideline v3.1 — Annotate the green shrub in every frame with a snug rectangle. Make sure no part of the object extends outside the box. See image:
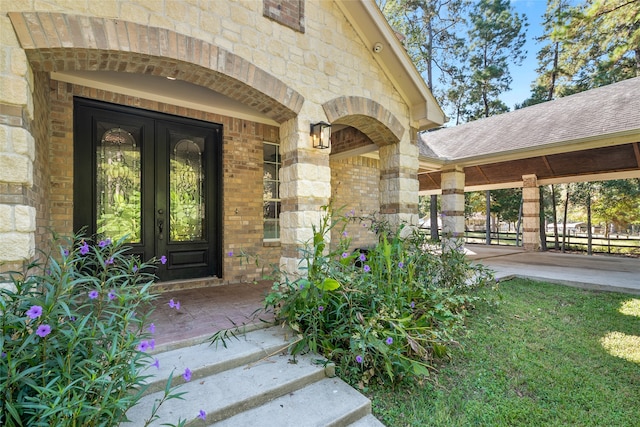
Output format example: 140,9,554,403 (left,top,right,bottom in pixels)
0,235,181,427
265,206,495,387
